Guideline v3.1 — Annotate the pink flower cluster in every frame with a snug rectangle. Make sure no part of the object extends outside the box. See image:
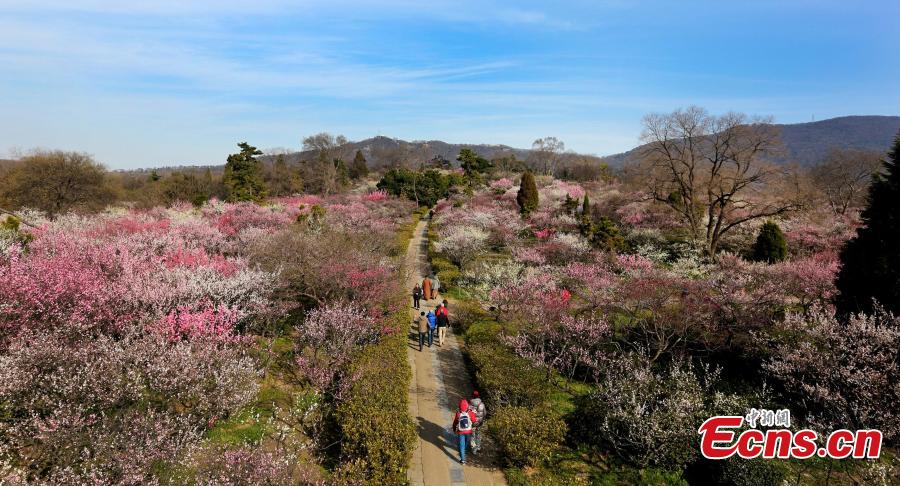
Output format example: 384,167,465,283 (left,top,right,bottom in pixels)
365,189,389,201
490,178,514,190
152,304,243,342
